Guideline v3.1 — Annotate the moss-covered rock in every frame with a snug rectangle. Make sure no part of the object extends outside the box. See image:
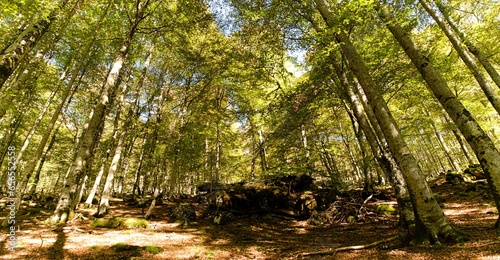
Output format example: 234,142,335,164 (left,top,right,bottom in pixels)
123,218,149,228
377,204,396,216
91,217,149,229
91,217,123,228
144,245,163,254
